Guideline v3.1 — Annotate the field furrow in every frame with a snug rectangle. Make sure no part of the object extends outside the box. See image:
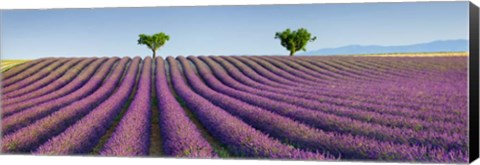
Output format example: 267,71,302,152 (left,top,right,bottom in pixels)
35,57,140,155
100,57,152,156
2,58,72,94
0,54,468,163
1,58,95,102
1,58,118,135
1,58,106,116
2,57,130,153
2,59,45,79
2,59,58,87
